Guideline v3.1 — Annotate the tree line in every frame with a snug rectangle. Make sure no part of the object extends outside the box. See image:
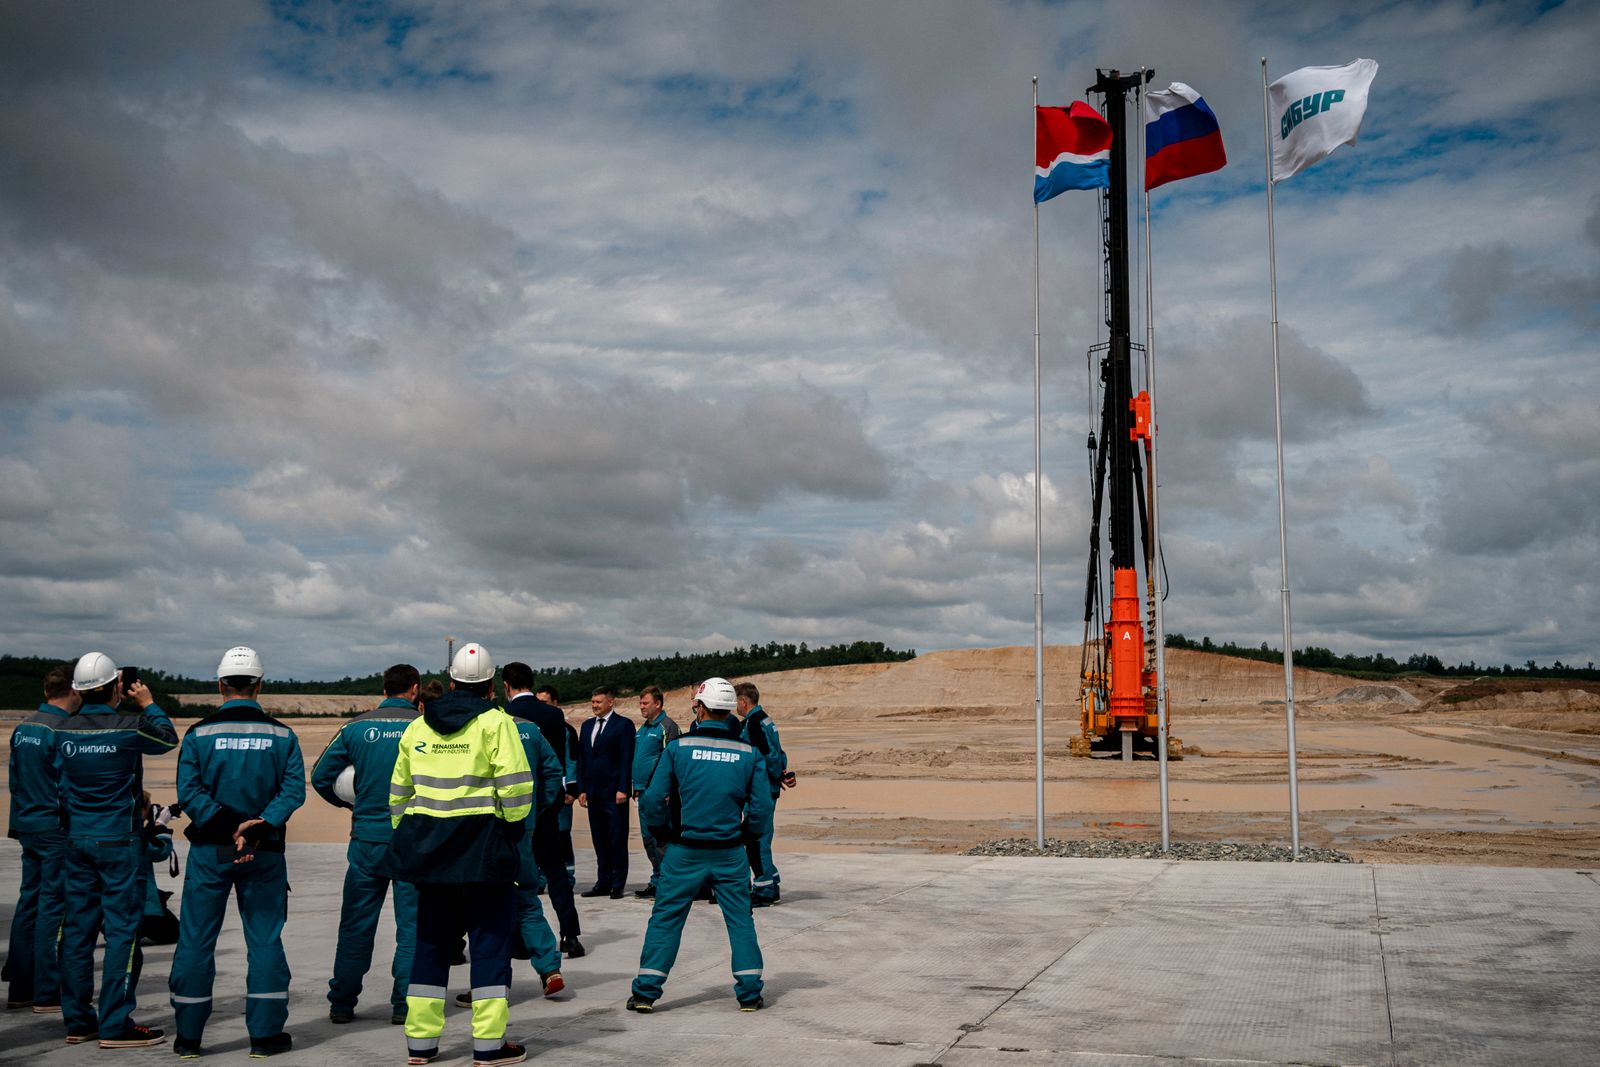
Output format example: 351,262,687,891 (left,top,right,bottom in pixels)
0,641,917,711
1163,633,1599,681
